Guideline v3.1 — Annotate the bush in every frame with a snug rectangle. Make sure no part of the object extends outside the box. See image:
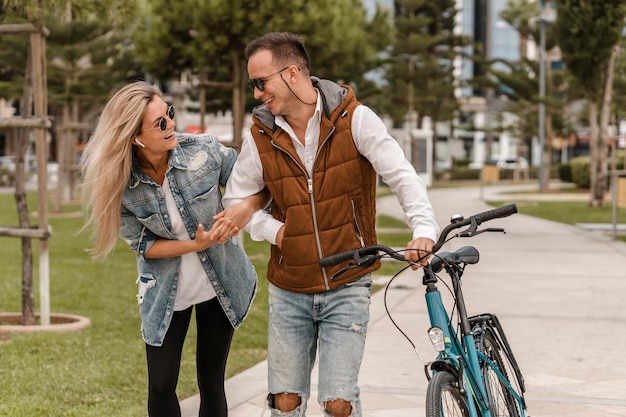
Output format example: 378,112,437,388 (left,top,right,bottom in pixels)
449,166,481,180
558,162,572,183
0,167,15,186
453,158,472,168
570,156,590,189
